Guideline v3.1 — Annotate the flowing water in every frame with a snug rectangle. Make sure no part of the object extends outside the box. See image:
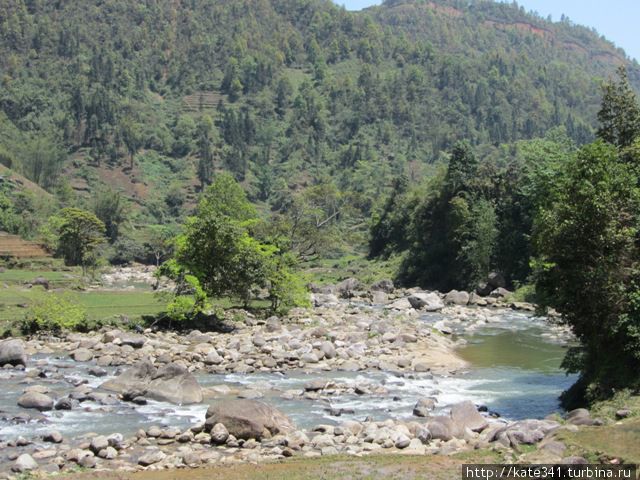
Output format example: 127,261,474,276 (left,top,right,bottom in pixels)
0,309,577,441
